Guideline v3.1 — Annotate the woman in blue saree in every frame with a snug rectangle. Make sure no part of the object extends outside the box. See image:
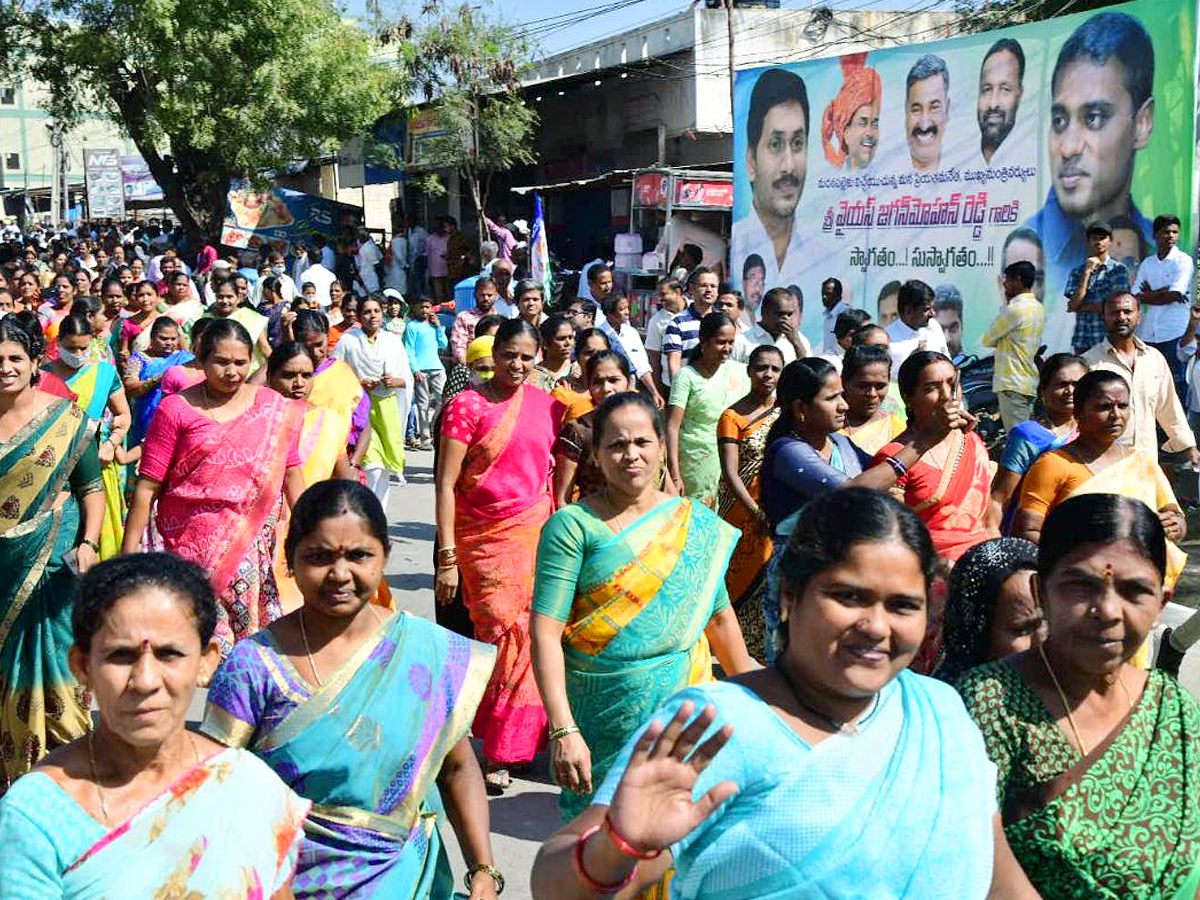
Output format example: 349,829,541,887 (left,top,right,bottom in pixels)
0,316,104,790
203,480,503,900
121,315,193,448
532,393,755,822
532,489,1041,900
